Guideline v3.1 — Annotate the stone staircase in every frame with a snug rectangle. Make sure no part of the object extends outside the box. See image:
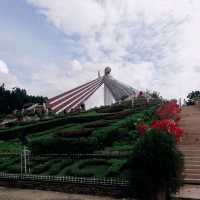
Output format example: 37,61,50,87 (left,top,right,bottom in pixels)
174,106,200,199
178,145,200,183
